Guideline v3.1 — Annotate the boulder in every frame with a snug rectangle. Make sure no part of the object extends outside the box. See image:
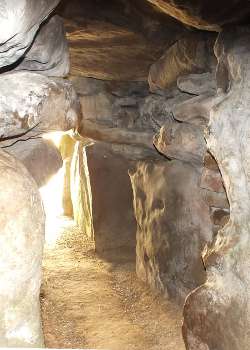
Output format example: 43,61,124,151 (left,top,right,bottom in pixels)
183,27,250,350
0,0,60,68
130,159,212,302
0,149,44,347
177,72,216,95
154,121,206,166
0,72,80,138
148,33,216,91
15,15,70,77
172,93,218,126
139,92,190,132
